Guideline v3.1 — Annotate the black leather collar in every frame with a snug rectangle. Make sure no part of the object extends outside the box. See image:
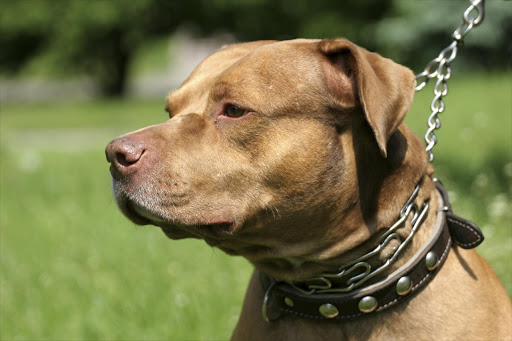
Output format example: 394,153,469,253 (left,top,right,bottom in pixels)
260,180,484,322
